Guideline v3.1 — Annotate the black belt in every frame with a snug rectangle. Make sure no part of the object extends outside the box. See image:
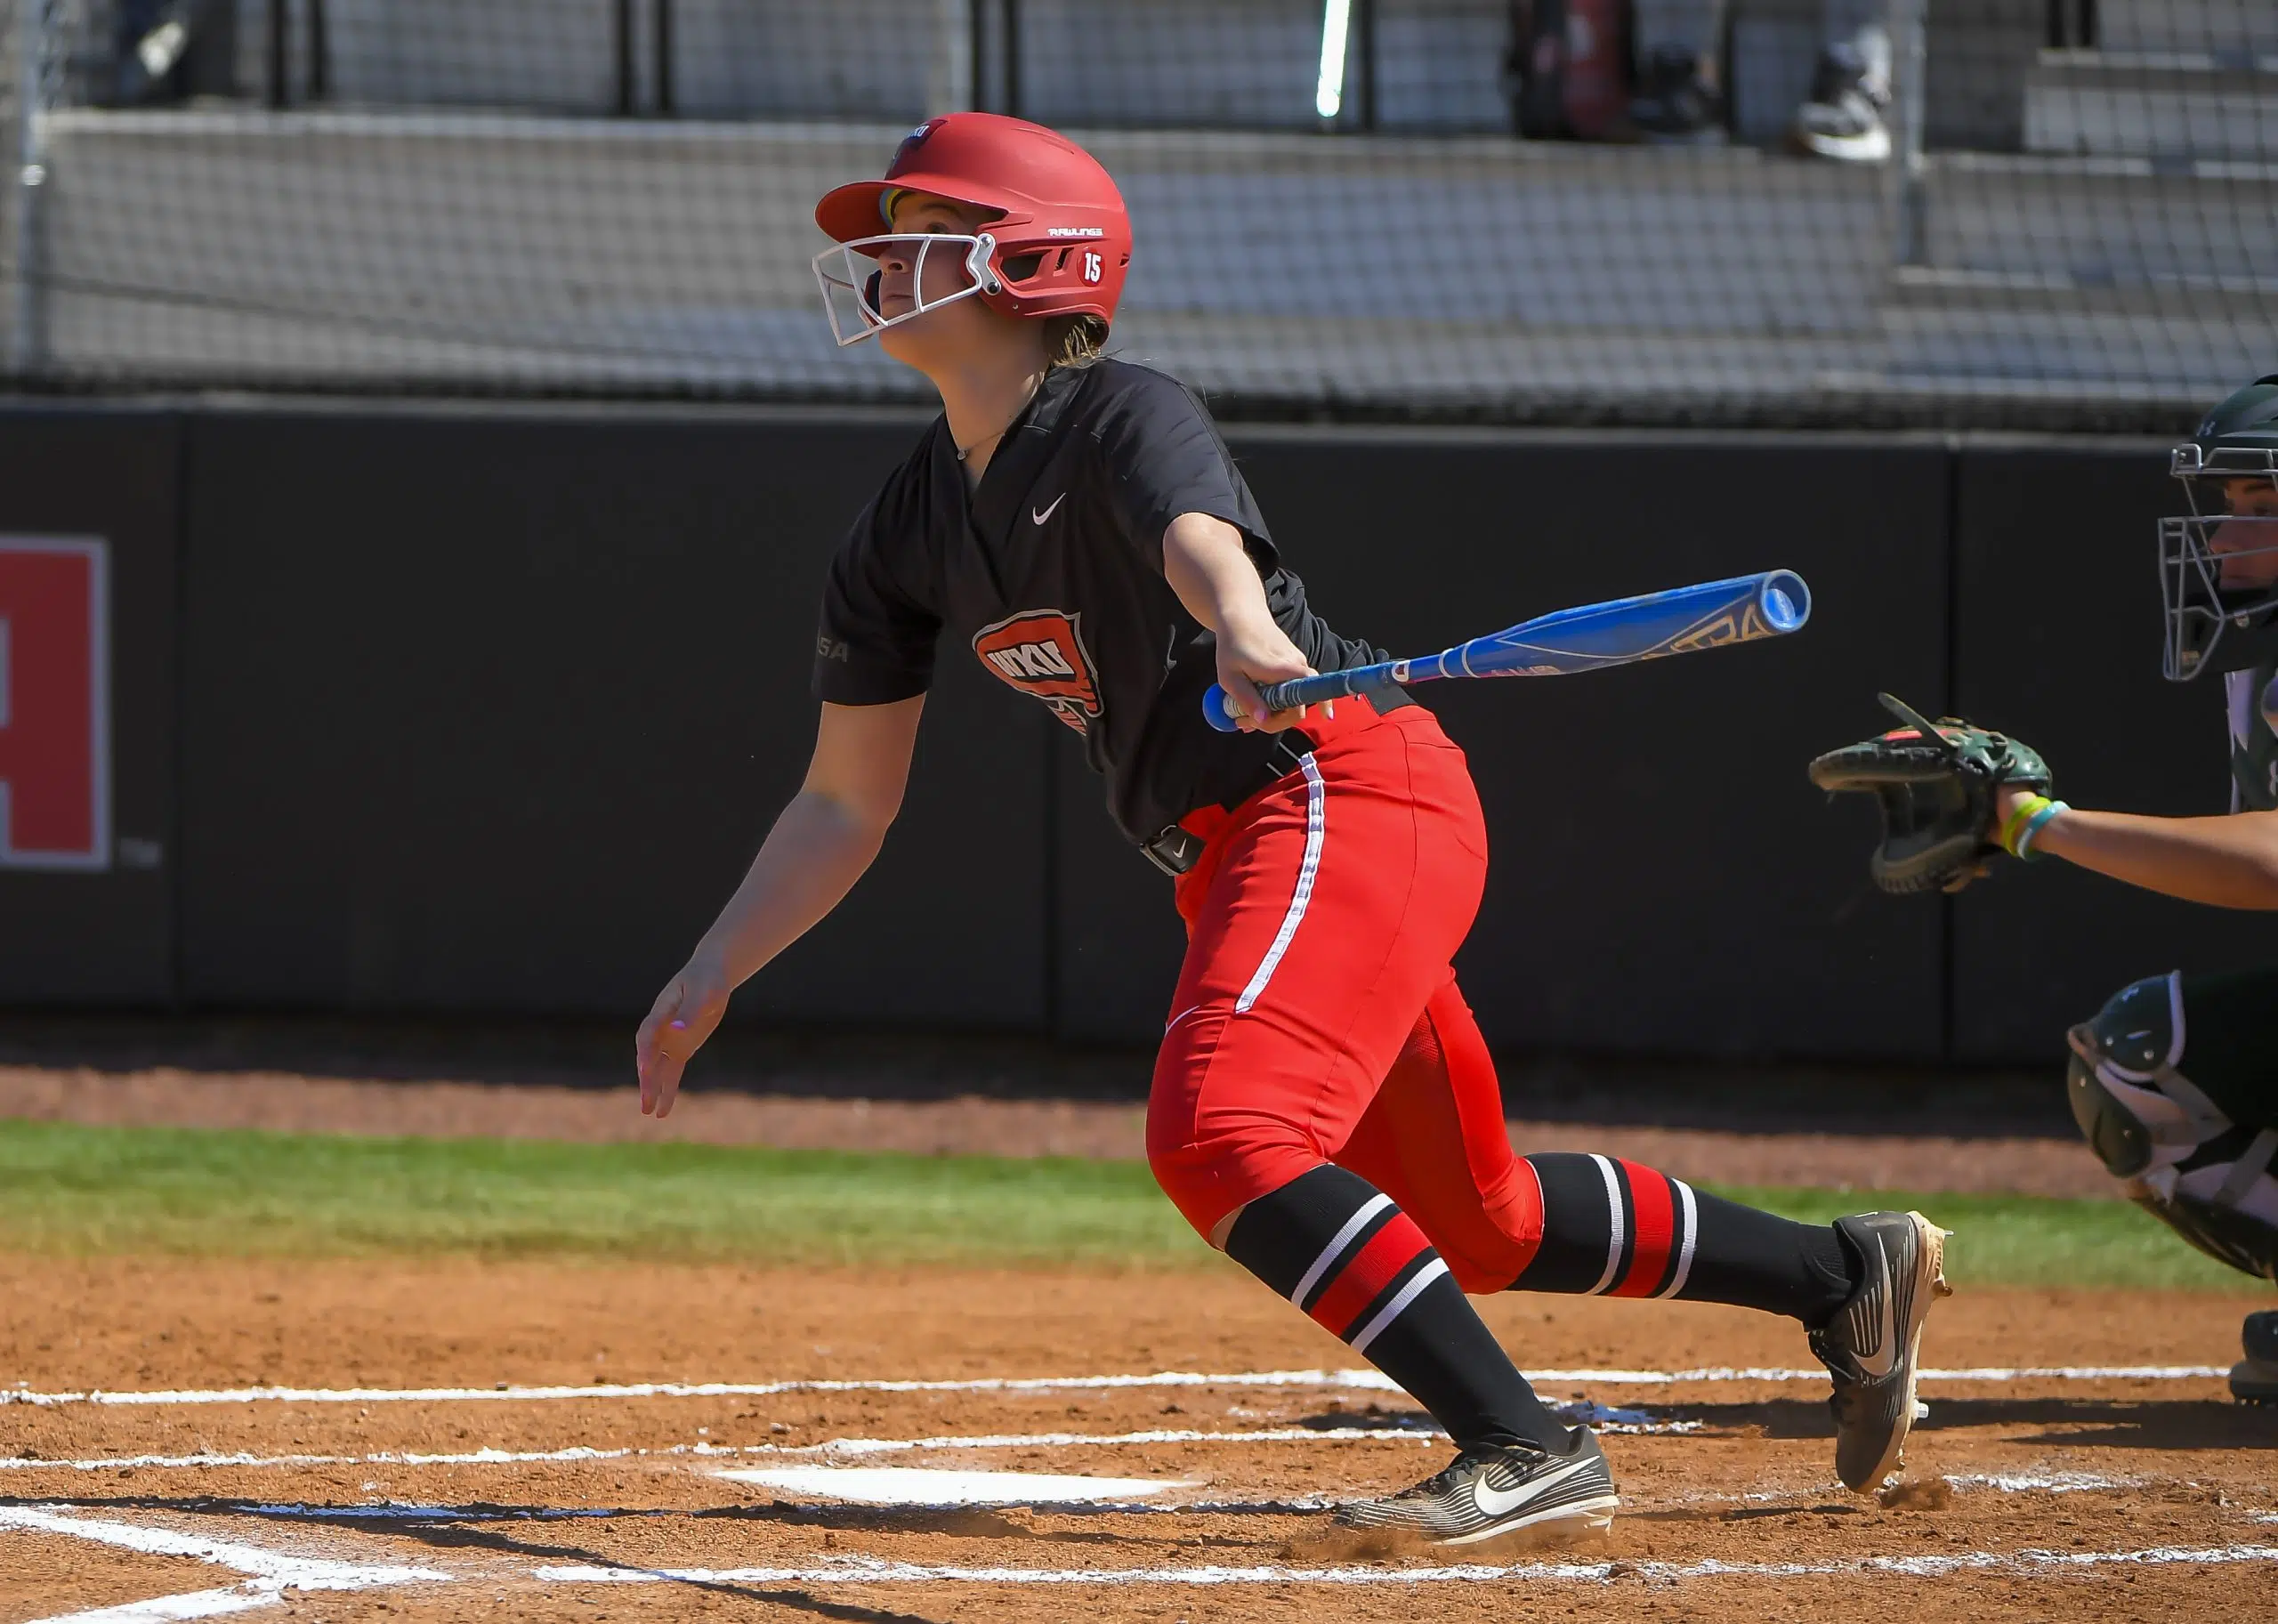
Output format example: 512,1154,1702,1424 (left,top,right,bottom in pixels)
1141,728,1316,877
